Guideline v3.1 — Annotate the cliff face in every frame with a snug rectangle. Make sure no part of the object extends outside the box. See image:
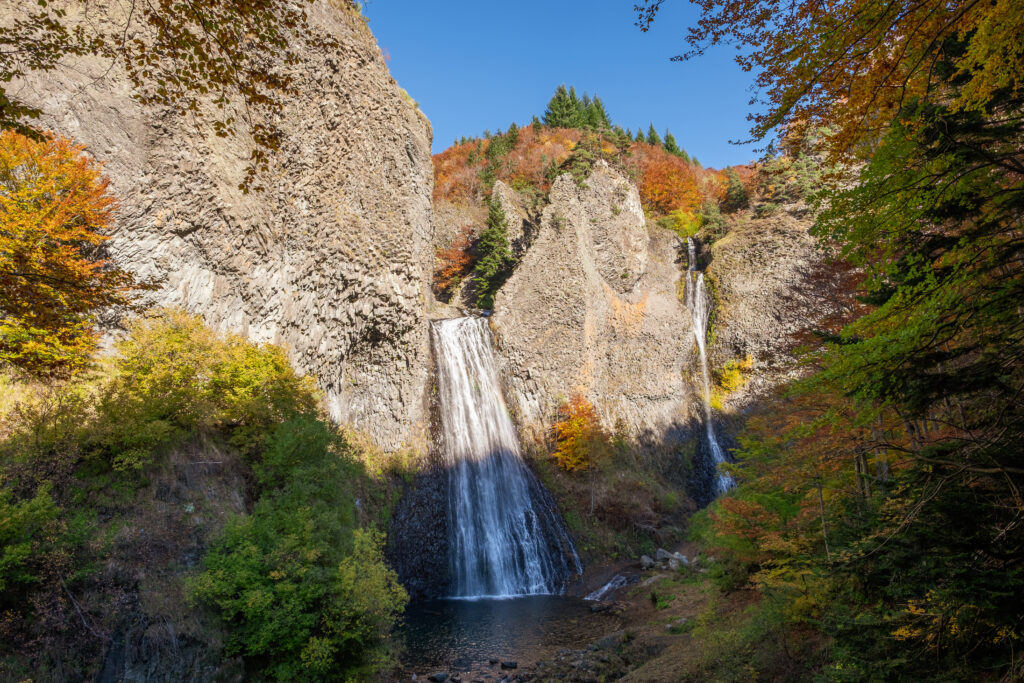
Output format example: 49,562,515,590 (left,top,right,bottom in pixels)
12,1,434,450
491,163,696,445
